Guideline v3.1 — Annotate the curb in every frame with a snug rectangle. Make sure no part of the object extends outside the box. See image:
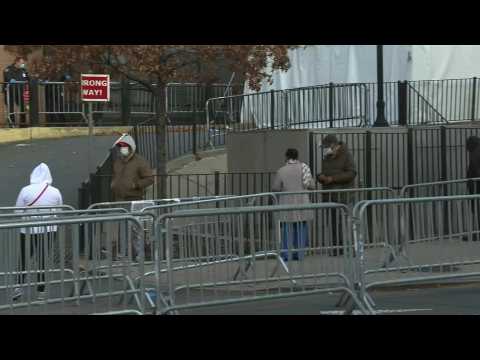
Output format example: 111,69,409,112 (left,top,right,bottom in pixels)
0,126,132,145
